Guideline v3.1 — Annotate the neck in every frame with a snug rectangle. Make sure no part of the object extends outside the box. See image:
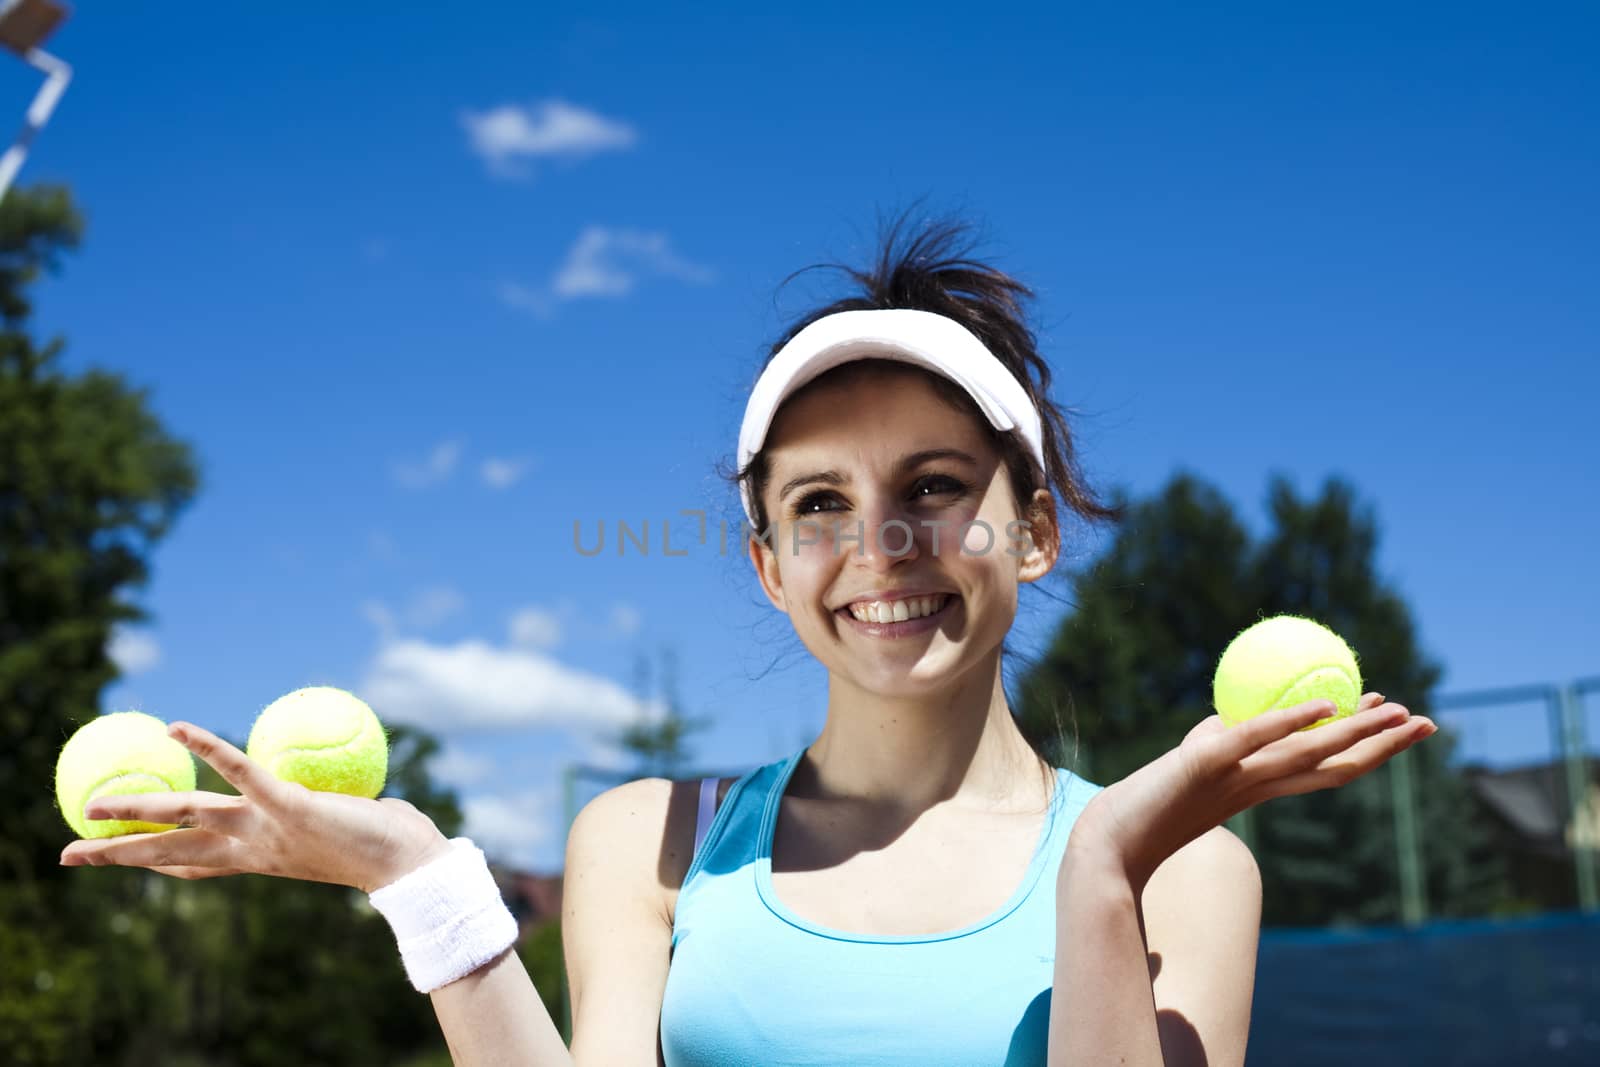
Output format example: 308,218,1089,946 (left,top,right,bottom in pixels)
797,647,1053,817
